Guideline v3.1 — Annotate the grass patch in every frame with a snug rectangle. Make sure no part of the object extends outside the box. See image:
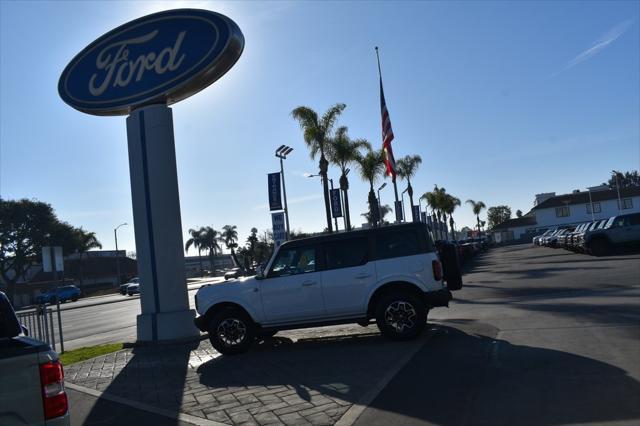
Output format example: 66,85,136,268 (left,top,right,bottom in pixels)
59,343,124,365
